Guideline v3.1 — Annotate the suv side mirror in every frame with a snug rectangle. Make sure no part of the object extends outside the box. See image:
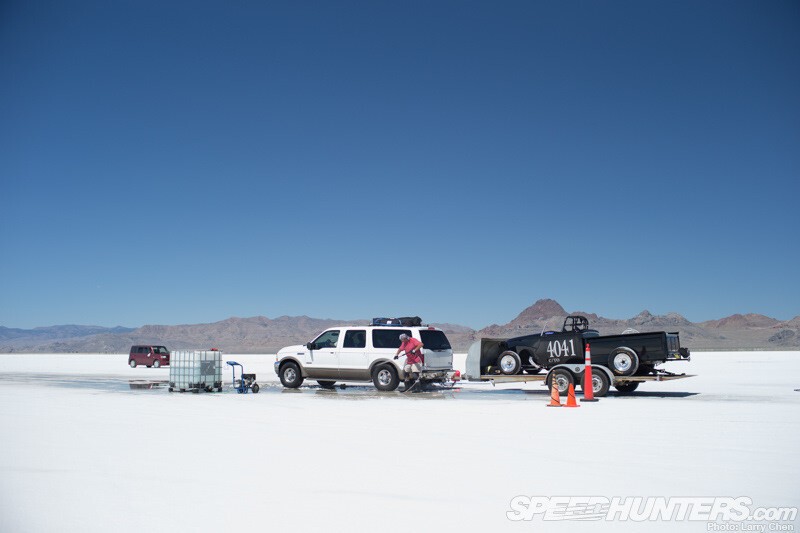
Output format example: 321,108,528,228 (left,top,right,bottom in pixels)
306,342,317,351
